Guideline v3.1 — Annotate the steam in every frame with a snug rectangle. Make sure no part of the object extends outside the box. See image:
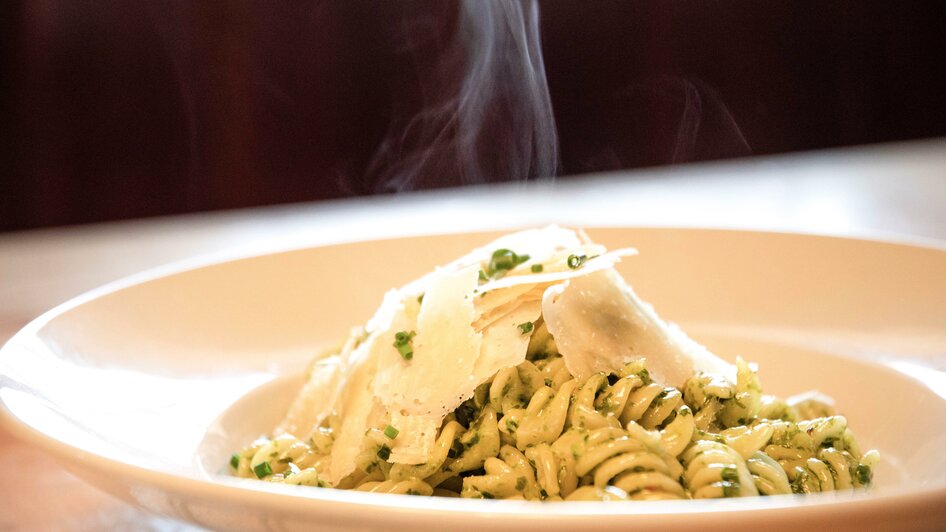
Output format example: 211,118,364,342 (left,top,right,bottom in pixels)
366,0,559,193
